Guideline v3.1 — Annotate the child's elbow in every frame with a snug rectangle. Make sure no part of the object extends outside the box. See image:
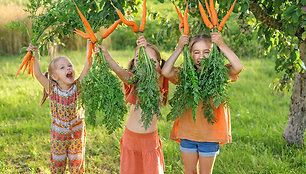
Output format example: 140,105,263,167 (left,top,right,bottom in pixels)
231,63,243,75
229,65,242,82
235,64,243,74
